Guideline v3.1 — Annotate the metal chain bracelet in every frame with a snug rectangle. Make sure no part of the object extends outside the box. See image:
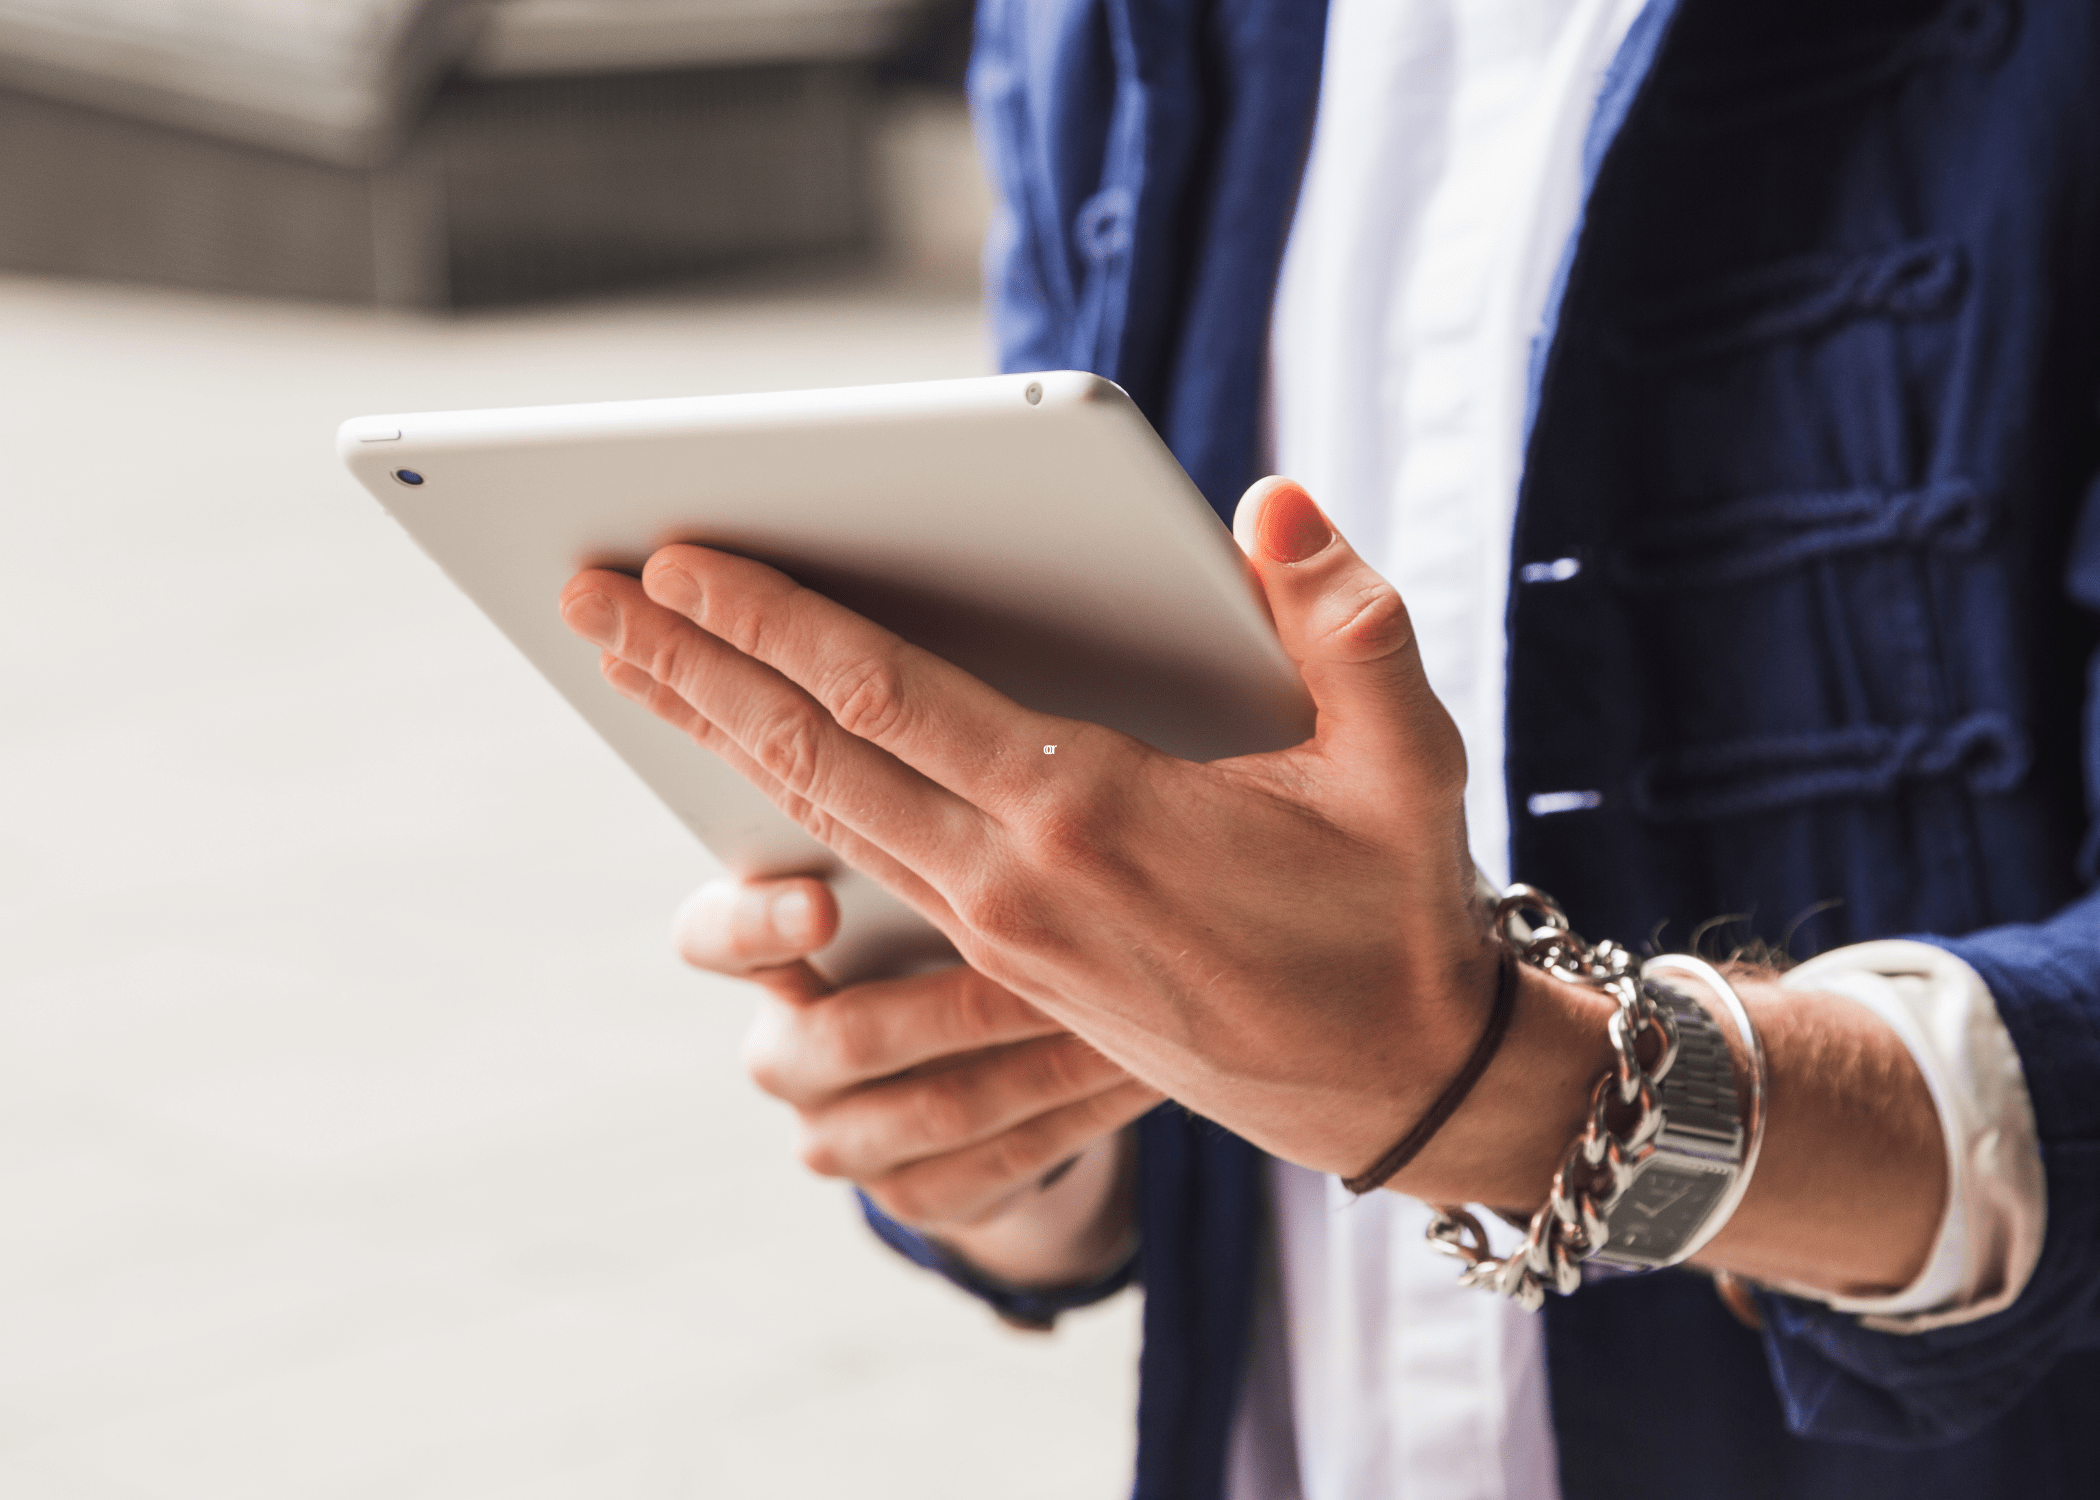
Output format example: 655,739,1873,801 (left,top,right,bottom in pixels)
1423,884,1763,1311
